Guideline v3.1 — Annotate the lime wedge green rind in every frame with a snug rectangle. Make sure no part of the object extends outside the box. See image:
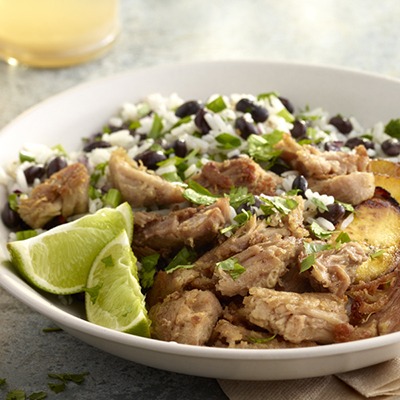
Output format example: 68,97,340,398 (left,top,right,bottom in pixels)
7,202,134,295
85,230,151,337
